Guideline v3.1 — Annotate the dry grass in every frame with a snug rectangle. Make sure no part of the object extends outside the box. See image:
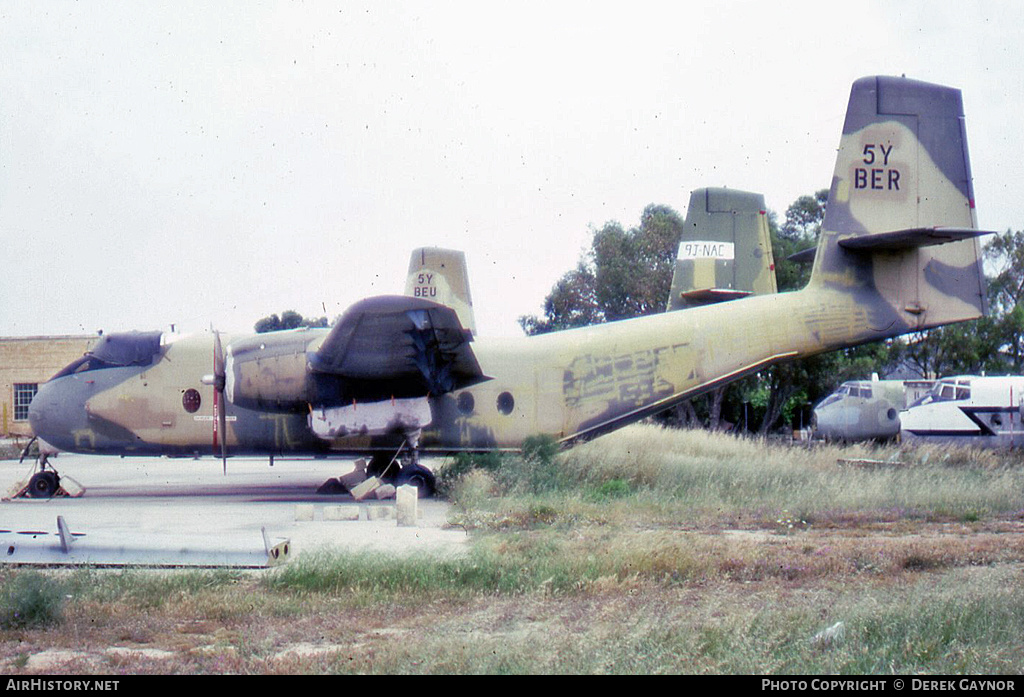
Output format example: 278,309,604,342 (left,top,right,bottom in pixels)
554,425,1024,526
2,424,1023,674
